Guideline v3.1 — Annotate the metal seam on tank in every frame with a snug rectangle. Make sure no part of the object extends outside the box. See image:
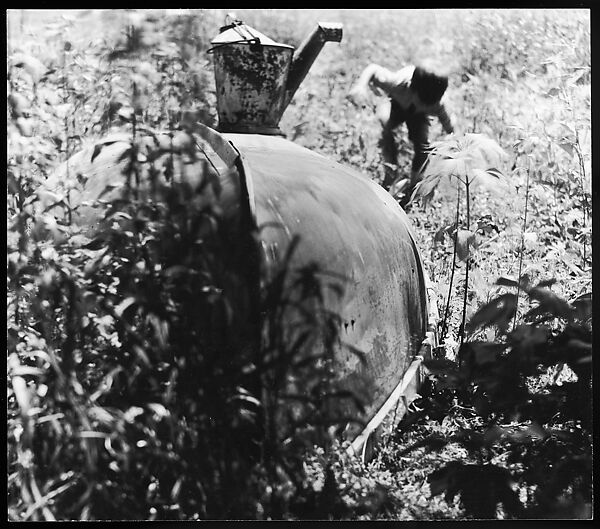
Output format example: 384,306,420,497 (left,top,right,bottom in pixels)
265,197,293,241
405,228,428,337
232,150,257,225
